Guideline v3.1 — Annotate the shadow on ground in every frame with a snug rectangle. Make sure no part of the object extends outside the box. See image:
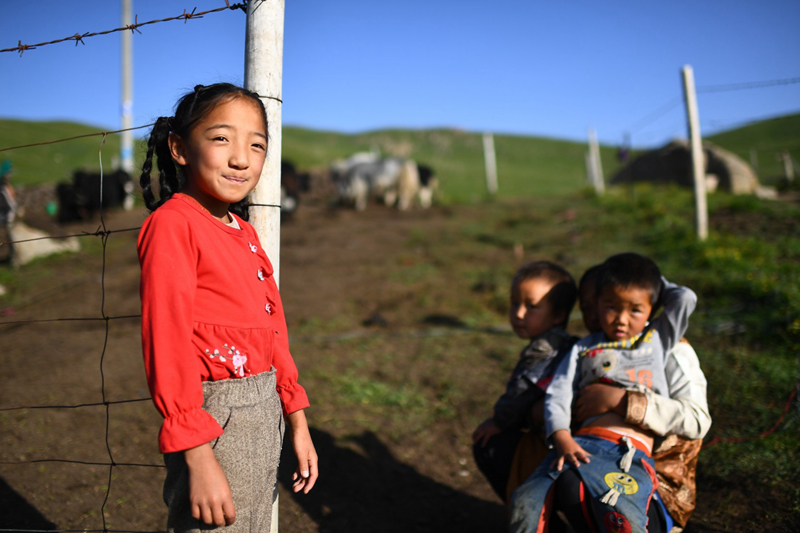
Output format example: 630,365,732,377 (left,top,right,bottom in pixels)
279,428,506,532
0,477,56,531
